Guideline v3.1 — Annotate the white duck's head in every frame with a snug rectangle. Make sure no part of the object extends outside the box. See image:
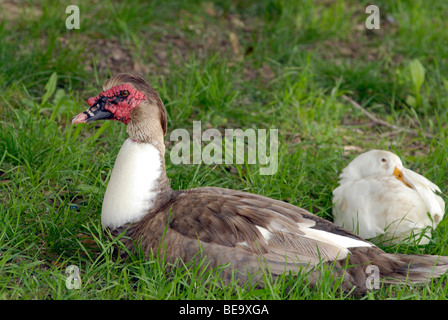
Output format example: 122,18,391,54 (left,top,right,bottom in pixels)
339,150,410,187
72,73,167,145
